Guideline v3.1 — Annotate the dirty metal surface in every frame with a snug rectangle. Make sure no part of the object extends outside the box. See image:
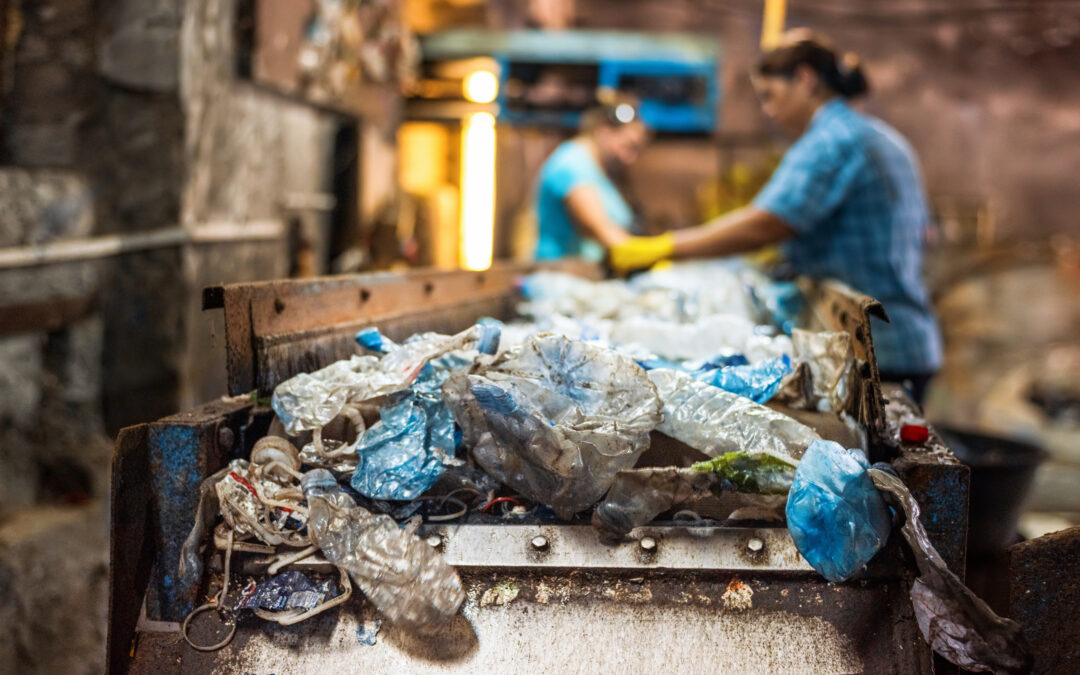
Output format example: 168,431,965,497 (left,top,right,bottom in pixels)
127,571,931,675
1009,526,1080,675
108,423,154,675
423,524,813,573
142,398,256,623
